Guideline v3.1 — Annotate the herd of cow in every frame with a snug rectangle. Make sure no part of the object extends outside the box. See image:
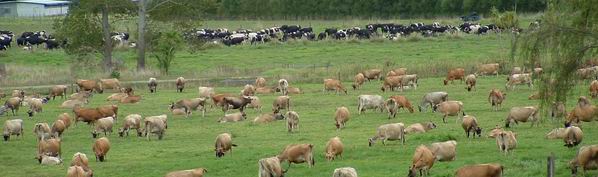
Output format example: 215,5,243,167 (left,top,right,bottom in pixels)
3,61,598,177
0,30,130,51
